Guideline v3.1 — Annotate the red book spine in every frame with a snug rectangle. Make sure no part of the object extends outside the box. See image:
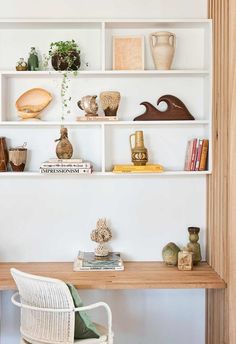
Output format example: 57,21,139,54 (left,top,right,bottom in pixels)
184,140,194,171
190,138,198,171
